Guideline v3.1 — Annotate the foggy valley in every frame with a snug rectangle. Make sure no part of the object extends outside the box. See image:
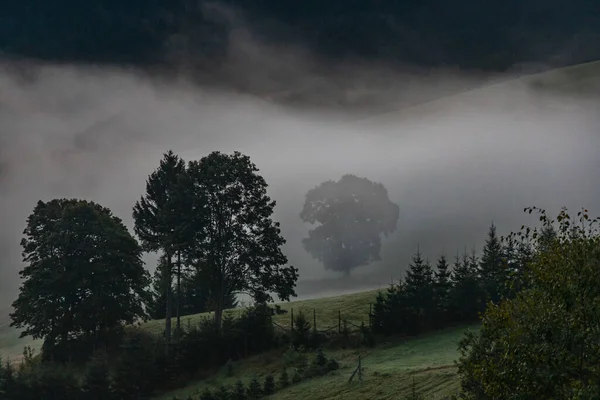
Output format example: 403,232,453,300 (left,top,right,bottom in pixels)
1,56,599,307
2,2,600,398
